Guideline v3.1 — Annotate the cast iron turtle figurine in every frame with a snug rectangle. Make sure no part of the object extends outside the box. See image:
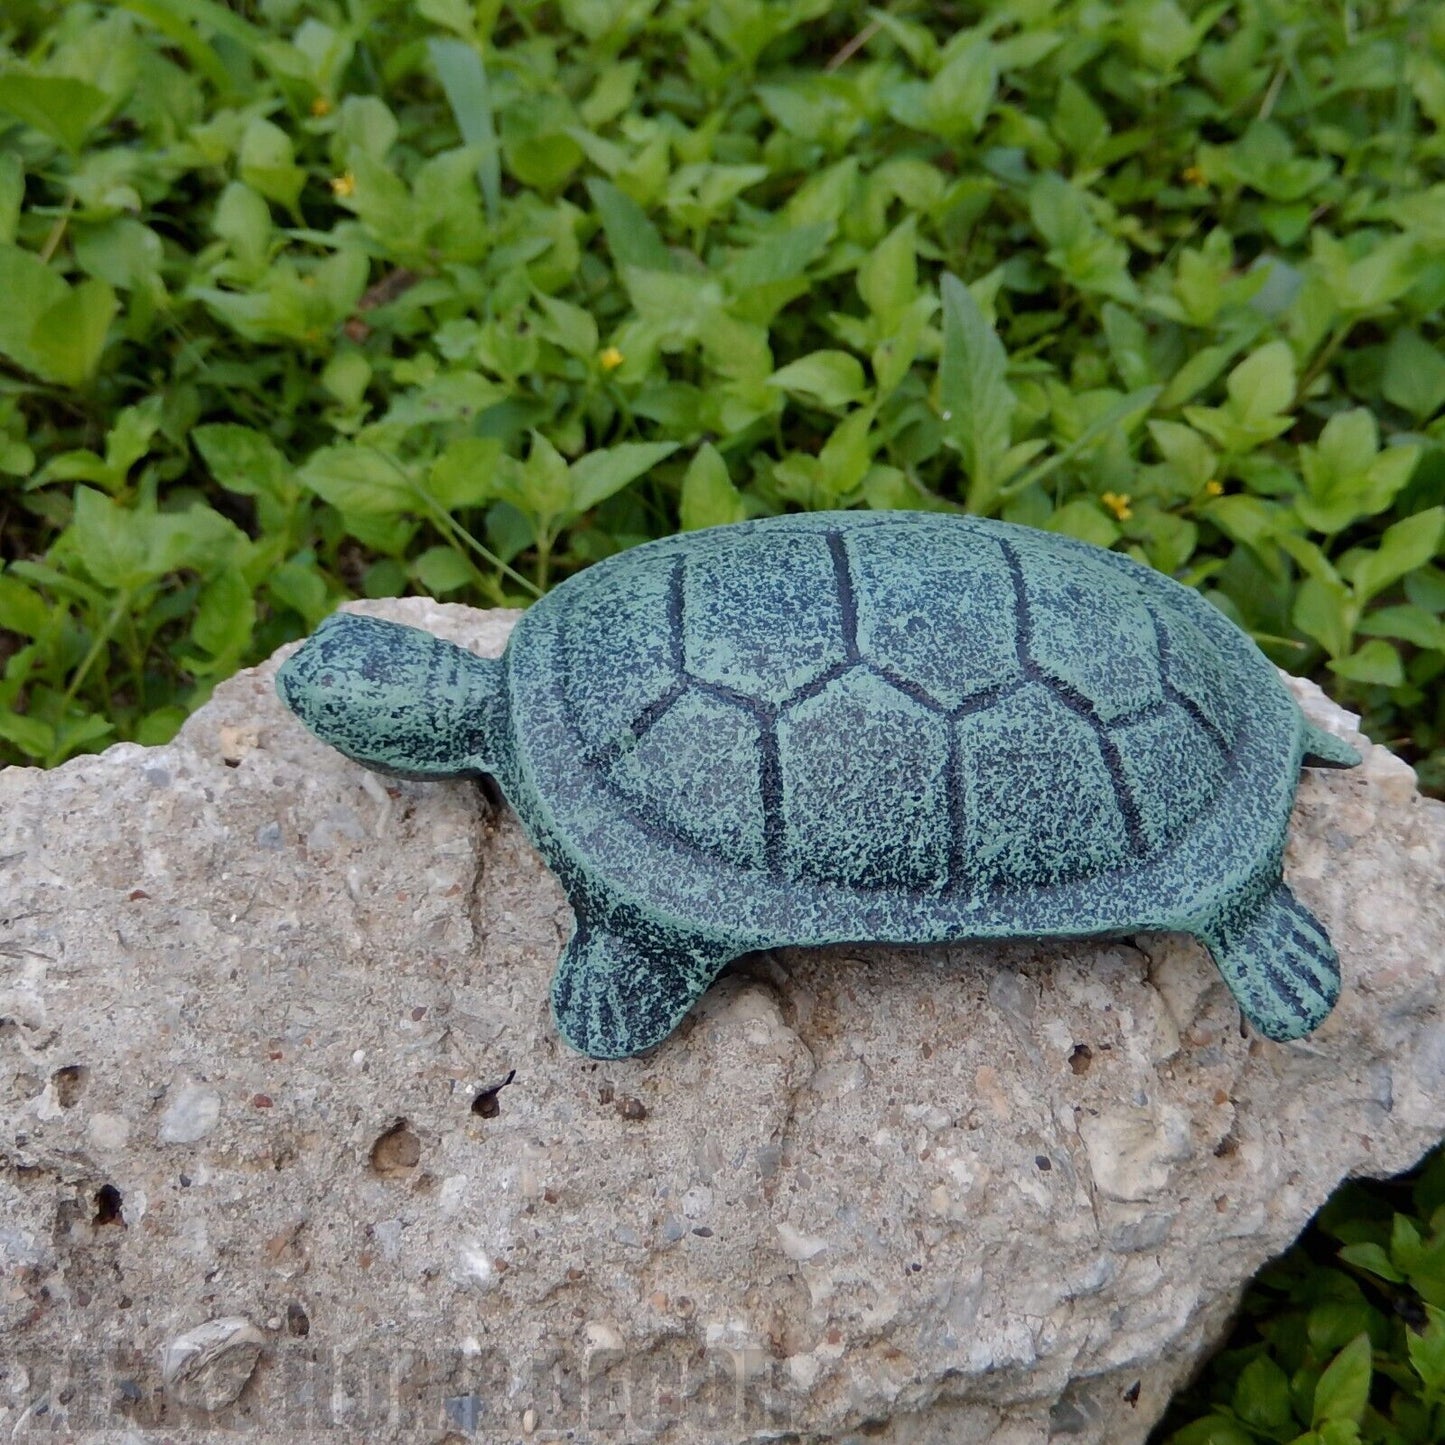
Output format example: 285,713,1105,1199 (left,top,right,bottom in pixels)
276,511,1360,1060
